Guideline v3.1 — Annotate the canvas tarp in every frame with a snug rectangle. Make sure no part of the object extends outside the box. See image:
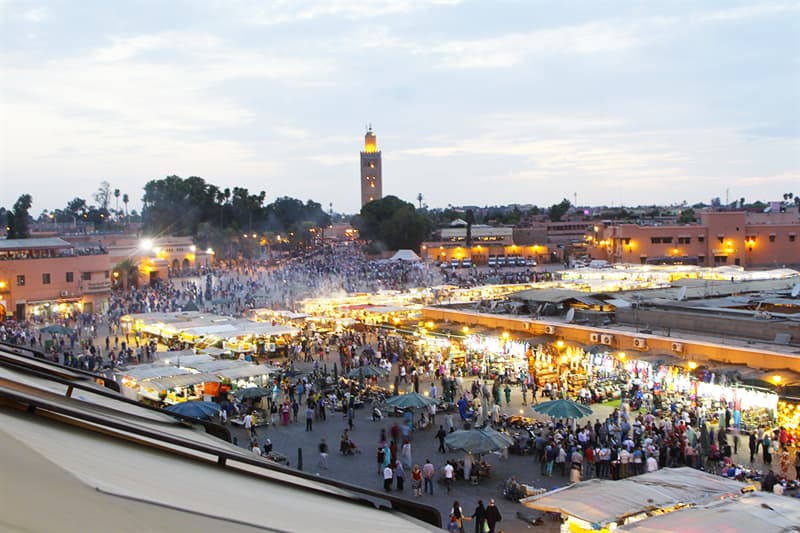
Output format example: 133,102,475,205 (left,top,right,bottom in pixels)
520,468,746,527
617,491,800,533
